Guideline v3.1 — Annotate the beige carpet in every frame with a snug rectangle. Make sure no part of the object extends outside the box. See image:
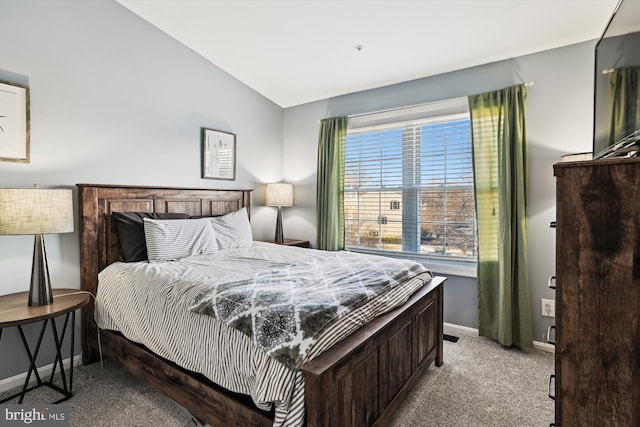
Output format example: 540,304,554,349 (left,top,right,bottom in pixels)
388,327,554,426
1,327,554,426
